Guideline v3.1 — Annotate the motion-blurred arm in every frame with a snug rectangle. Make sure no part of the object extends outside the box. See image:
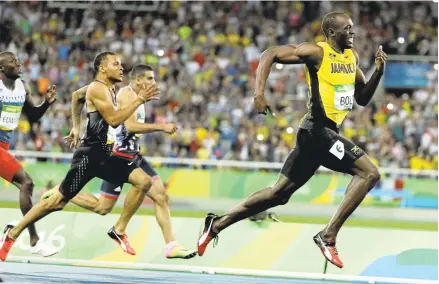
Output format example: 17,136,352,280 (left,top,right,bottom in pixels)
117,89,176,134
22,81,57,121
64,86,88,148
71,85,88,132
254,43,322,114
353,47,387,106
